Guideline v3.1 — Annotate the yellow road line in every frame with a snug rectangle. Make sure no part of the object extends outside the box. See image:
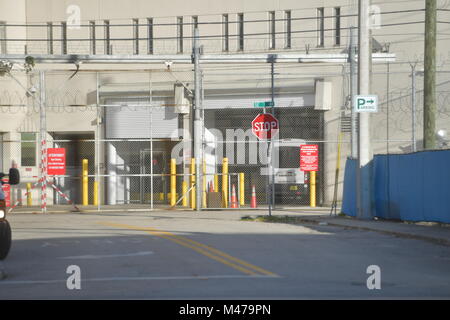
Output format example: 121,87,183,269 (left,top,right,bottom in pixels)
99,221,278,277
